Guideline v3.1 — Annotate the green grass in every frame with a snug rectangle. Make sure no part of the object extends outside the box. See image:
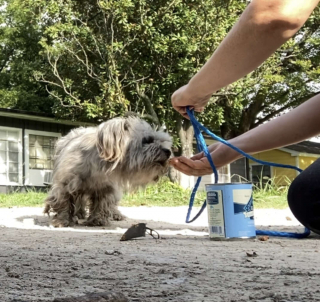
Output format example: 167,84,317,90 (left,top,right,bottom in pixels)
0,176,290,209
0,190,47,208
252,176,290,209
121,177,206,207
